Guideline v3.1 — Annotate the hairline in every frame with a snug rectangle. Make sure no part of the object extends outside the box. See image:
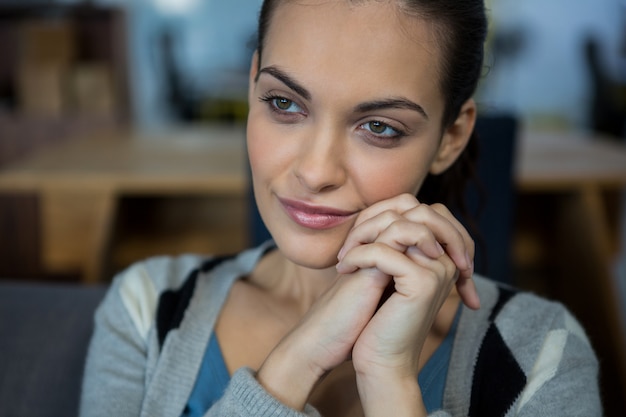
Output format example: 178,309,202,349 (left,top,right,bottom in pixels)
256,0,453,129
